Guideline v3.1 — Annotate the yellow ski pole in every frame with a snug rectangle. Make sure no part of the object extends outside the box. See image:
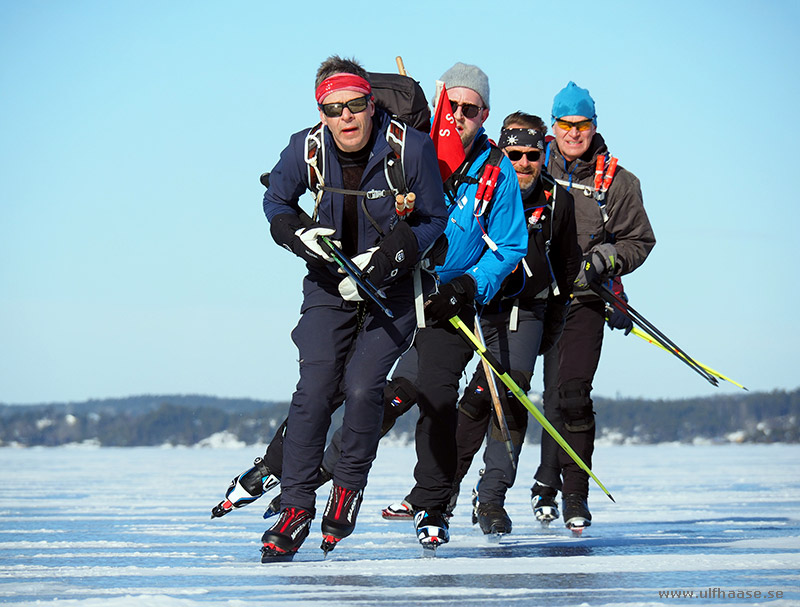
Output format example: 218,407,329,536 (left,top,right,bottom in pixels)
629,326,748,391
450,316,615,502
